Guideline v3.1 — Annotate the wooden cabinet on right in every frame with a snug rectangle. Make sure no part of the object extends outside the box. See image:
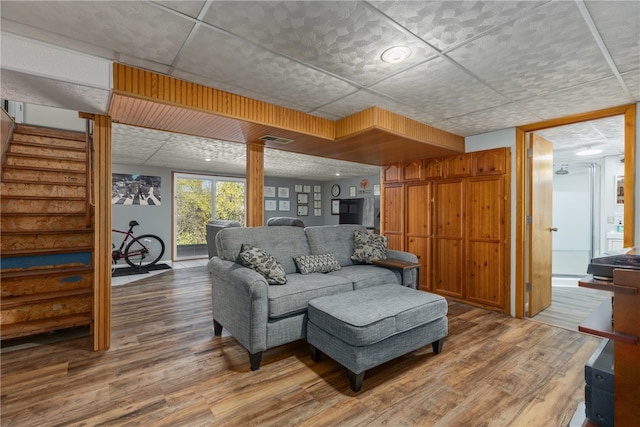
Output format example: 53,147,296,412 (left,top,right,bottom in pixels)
381,147,510,312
